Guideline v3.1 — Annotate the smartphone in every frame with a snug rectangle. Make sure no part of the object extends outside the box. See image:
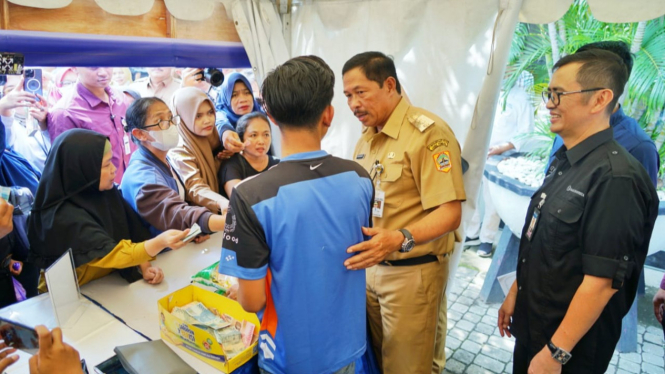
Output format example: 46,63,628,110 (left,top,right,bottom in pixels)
94,355,129,374
24,68,43,101
0,317,38,355
0,52,24,75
